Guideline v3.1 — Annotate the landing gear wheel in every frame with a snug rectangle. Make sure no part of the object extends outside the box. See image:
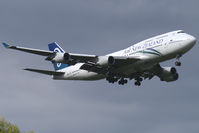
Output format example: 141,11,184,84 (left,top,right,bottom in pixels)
134,81,141,86
175,61,181,66
135,77,143,82
138,78,143,82
118,80,124,85
118,78,128,85
106,76,117,84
